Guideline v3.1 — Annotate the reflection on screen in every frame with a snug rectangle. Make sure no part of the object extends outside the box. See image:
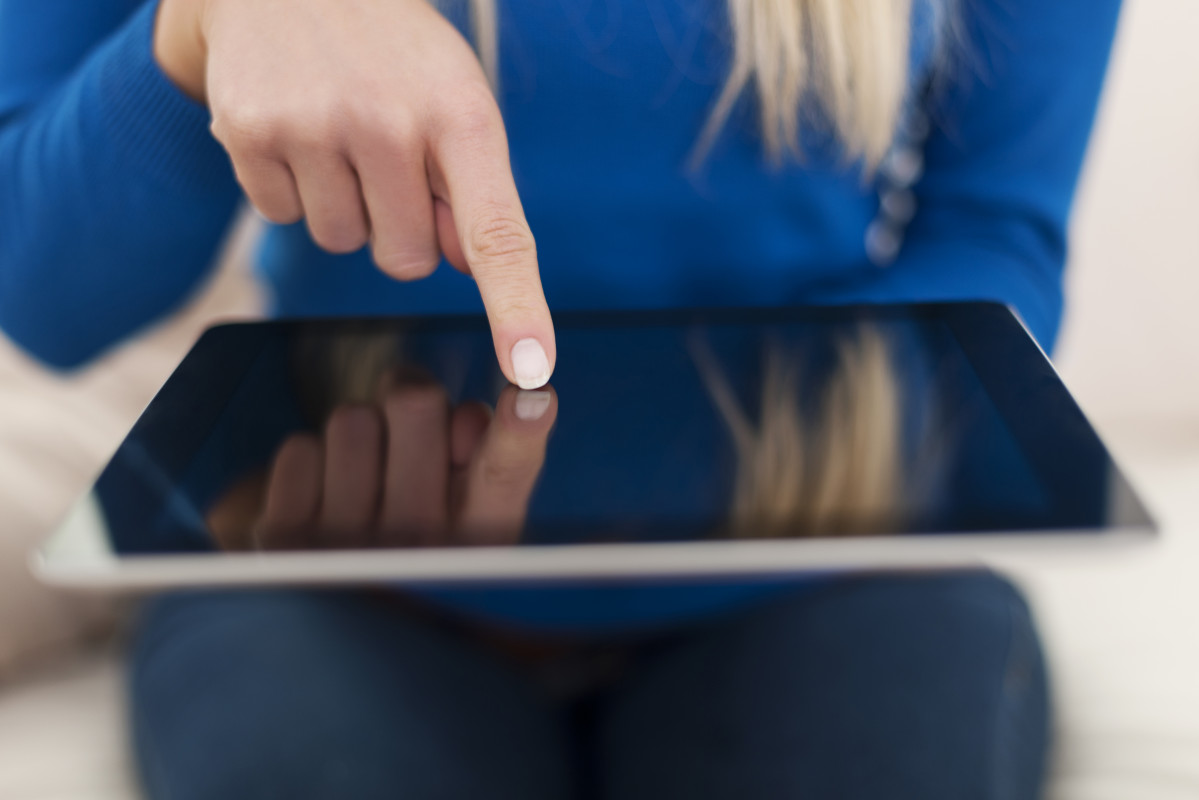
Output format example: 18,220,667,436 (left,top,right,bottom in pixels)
91,308,1138,556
